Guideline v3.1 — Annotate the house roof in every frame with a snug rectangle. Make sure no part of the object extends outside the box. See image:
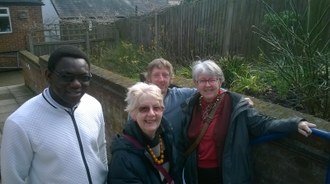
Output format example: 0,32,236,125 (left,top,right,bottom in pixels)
51,0,170,19
0,0,44,6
